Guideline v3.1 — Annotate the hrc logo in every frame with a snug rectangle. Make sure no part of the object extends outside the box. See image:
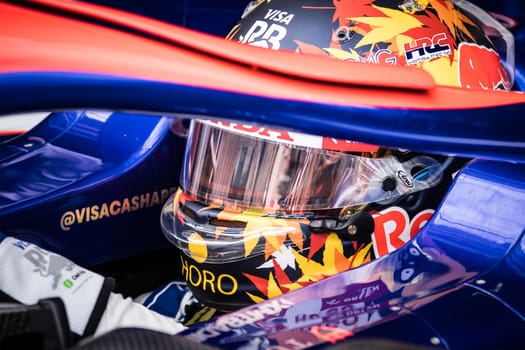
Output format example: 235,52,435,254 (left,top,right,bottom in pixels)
404,32,451,65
